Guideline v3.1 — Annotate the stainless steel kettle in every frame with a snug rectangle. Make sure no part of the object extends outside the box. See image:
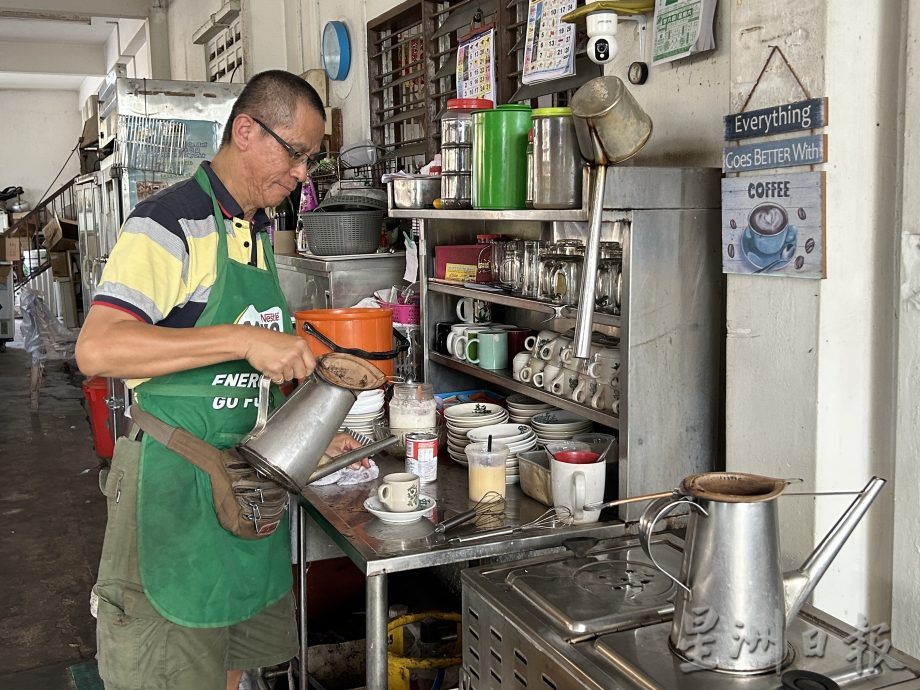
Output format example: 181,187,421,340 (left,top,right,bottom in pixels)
236,353,388,493
638,472,886,674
